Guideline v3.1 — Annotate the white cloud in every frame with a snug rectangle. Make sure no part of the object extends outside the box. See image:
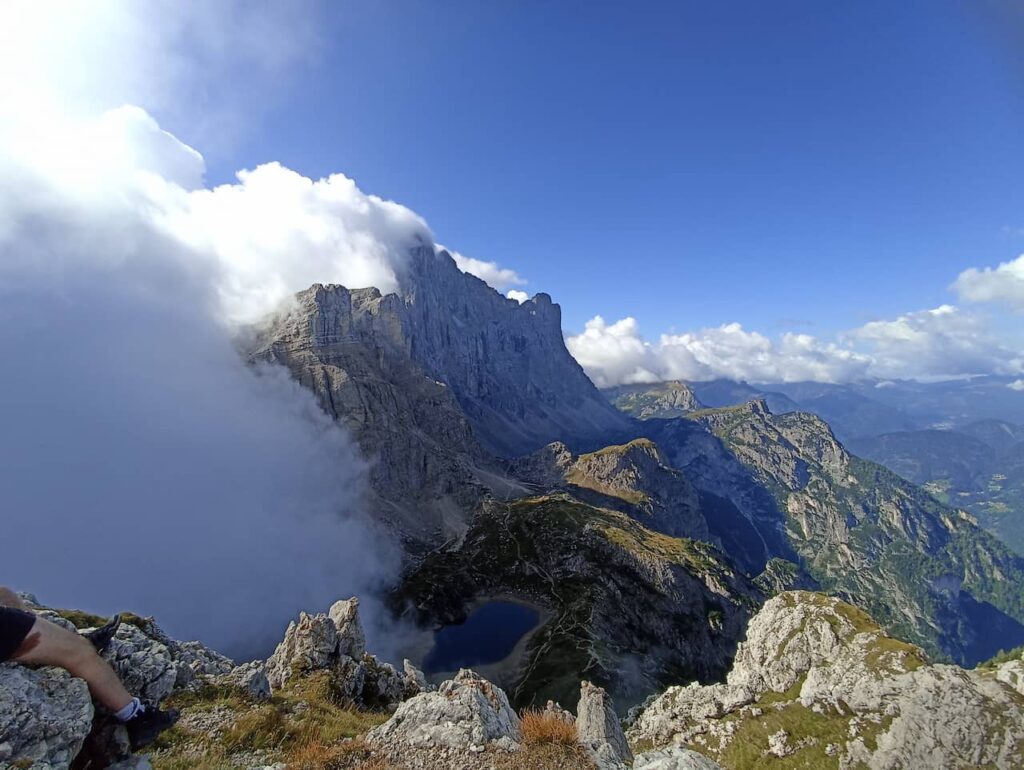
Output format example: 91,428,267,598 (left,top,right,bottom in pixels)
444,248,527,292
1010,380,1024,392
166,161,431,323
507,289,530,303
0,0,321,146
845,304,1023,380
0,108,407,656
567,305,1024,387
953,254,1024,312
